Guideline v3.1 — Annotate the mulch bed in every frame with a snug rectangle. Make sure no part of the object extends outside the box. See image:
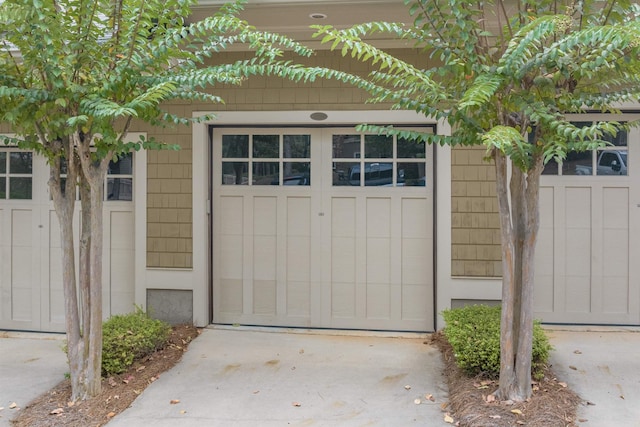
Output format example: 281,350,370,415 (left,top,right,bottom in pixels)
432,331,584,426
11,324,200,427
